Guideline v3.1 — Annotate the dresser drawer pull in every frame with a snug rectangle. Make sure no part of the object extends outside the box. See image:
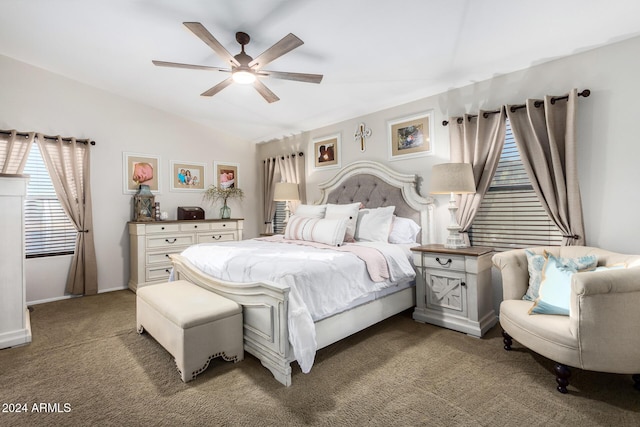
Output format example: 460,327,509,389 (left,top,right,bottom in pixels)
461,281,466,287
165,254,170,258
165,269,171,273
212,235,222,240
165,238,177,244
435,257,452,267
